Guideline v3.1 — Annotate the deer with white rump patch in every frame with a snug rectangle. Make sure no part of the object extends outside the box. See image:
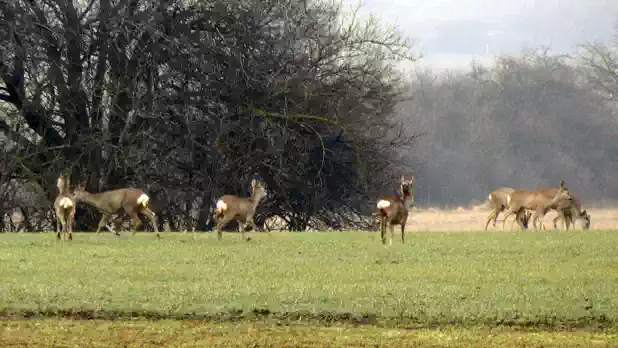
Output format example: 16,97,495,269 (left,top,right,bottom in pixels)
54,174,76,240
72,183,160,238
484,187,532,231
214,178,268,240
376,175,416,245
